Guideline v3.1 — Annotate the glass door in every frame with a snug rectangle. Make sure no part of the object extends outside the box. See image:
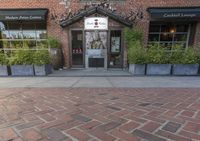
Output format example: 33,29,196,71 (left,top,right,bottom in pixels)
85,31,107,68
108,30,123,68
71,30,84,67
